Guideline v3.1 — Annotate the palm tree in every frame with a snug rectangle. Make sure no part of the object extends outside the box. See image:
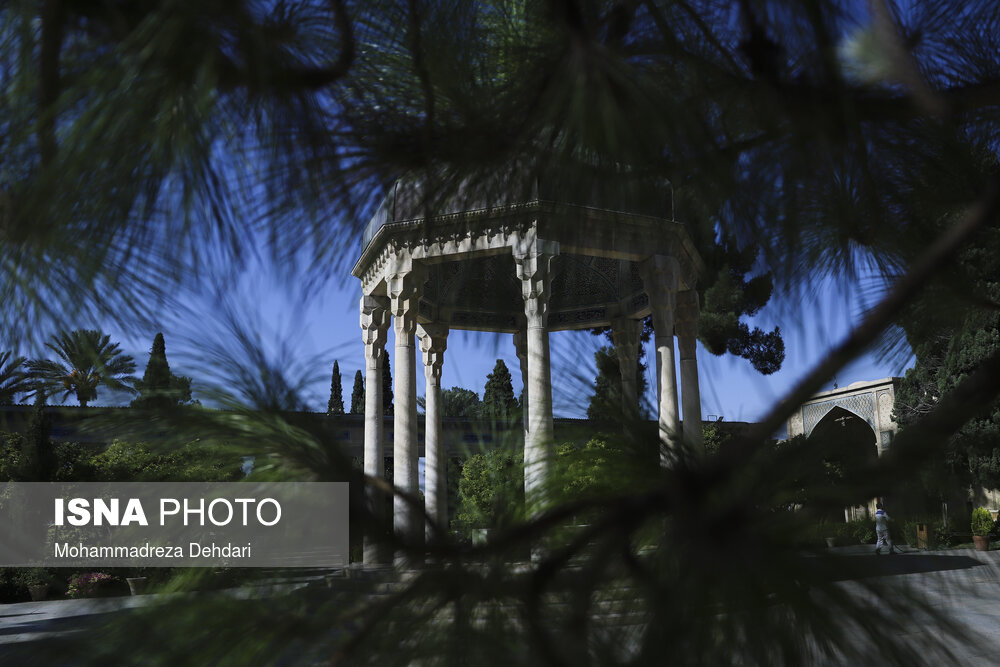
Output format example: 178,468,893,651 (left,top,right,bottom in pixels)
0,351,31,405
27,329,136,407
